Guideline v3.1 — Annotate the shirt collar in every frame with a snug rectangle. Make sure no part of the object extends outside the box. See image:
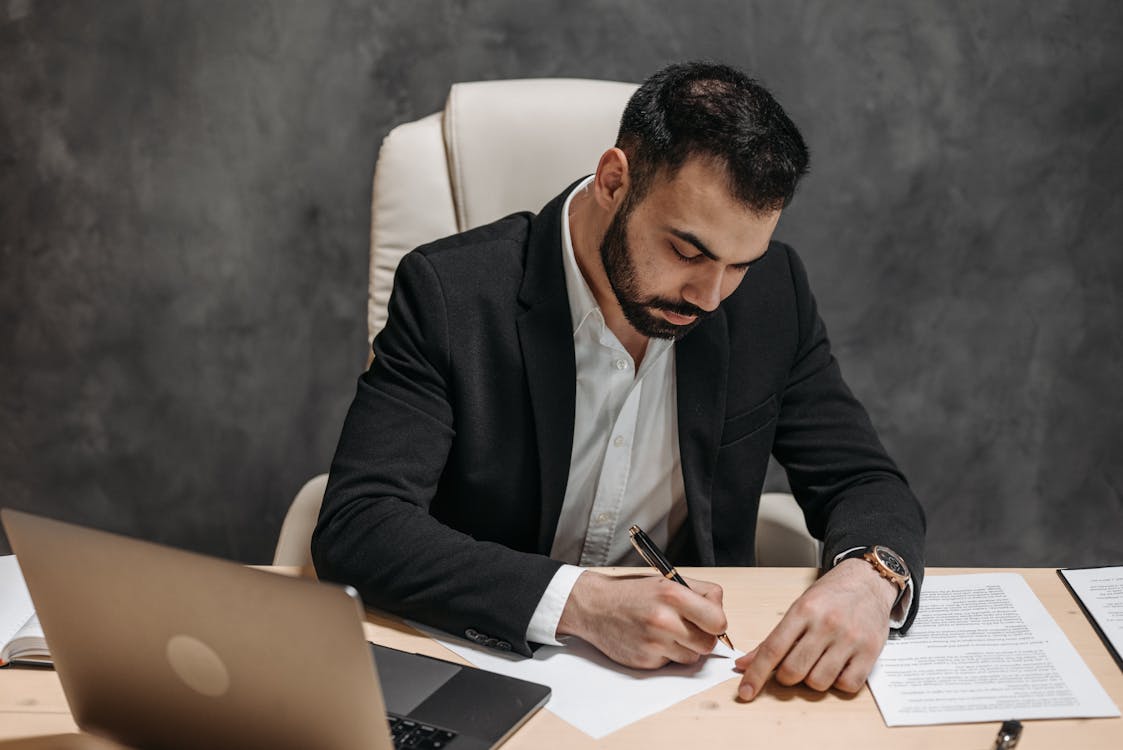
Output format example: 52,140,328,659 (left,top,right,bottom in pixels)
560,175,601,335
